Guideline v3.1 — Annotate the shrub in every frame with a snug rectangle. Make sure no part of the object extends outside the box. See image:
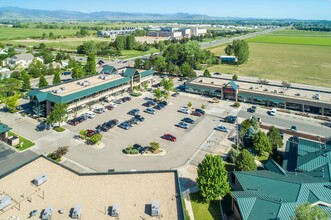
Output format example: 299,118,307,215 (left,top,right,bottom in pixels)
233,102,240,108
201,104,206,110
131,92,142,97
54,126,65,132
150,142,160,153
79,129,88,139
90,133,103,144
130,149,139,154
187,101,192,108
123,147,132,154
